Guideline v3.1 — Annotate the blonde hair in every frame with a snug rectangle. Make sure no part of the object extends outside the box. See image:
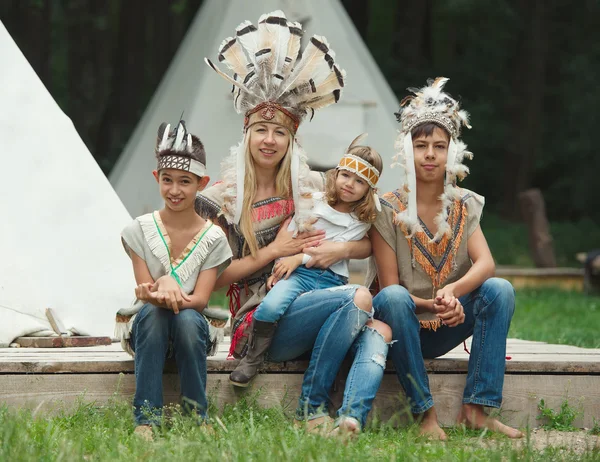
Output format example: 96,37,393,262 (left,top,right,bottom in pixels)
325,143,383,224
239,130,293,257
